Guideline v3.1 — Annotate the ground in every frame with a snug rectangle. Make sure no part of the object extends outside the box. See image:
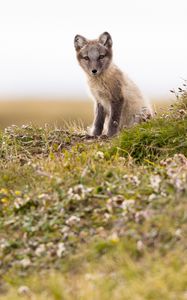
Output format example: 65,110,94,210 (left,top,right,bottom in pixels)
0,87,187,299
